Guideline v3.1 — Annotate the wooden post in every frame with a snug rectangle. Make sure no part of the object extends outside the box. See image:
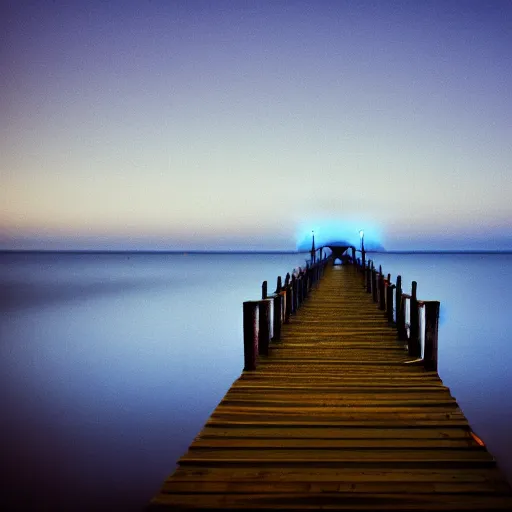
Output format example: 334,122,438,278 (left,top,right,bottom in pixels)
387,283,395,324
362,248,366,272
396,275,404,338
262,280,267,300
379,270,386,311
258,299,271,356
351,247,356,266
366,262,372,293
409,281,421,357
272,294,282,342
291,274,297,313
400,298,409,344
297,276,303,308
423,301,440,371
243,301,259,371
279,290,287,324
285,284,292,323
372,266,378,302
276,276,282,294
